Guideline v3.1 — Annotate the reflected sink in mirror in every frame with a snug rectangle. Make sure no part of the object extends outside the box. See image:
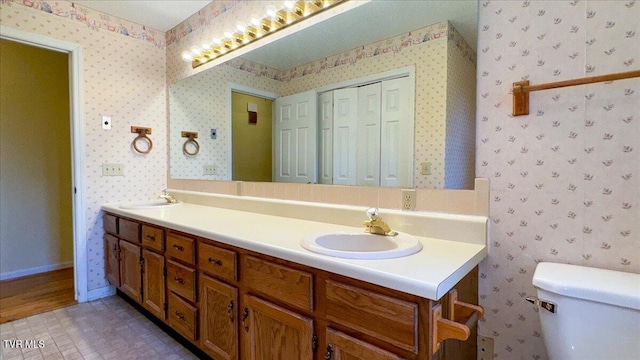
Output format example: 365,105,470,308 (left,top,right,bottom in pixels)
120,200,182,210
301,230,422,260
